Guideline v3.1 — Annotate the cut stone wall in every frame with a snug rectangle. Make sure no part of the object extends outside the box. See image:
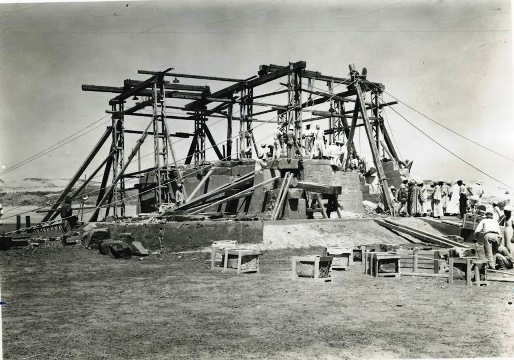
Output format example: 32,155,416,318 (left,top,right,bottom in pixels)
106,220,263,253
301,160,364,213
